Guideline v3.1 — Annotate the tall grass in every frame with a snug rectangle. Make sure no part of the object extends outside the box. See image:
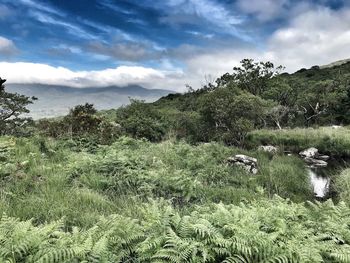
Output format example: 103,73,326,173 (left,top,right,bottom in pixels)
247,126,350,156
258,155,312,201
1,135,316,228
335,168,350,204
